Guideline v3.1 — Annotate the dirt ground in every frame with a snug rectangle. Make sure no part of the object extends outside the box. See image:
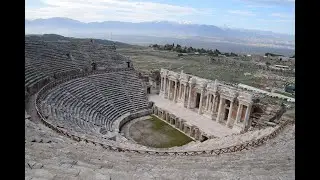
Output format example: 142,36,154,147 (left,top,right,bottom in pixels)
118,47,294,89
129,116,193,148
